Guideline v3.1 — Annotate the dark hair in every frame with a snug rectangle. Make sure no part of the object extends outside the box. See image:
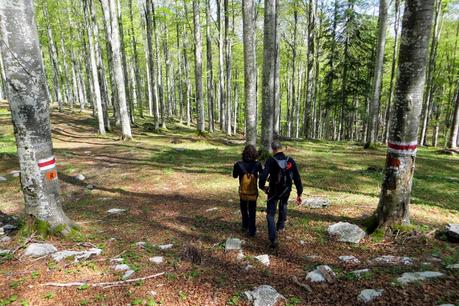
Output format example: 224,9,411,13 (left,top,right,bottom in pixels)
242,145,258,161
271,140,283,151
